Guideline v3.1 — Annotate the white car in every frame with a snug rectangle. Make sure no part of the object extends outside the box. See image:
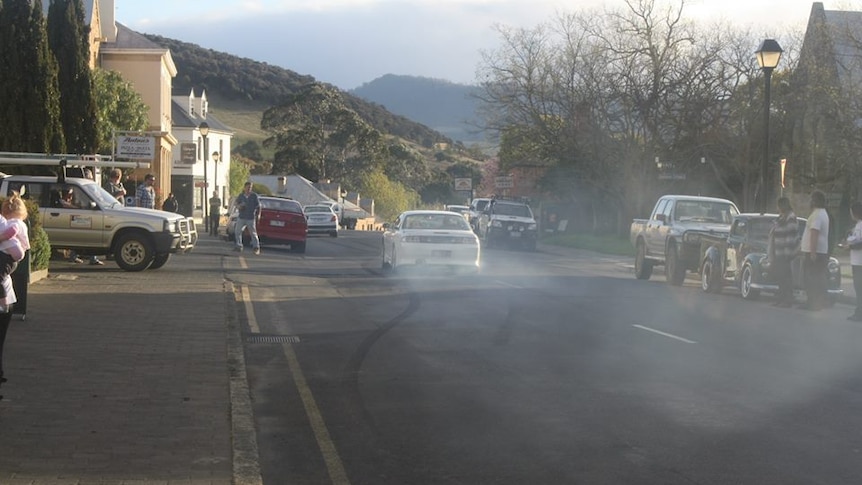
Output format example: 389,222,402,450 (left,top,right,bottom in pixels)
382,210,480,273
304,204,339,237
